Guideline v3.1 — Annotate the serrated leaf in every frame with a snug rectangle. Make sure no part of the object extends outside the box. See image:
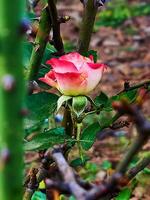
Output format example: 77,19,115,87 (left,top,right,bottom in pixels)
72,96,88,116
24,127,71,151
57,95,72,111
115,187,131,200
26,92,58,121
81,122,101,150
